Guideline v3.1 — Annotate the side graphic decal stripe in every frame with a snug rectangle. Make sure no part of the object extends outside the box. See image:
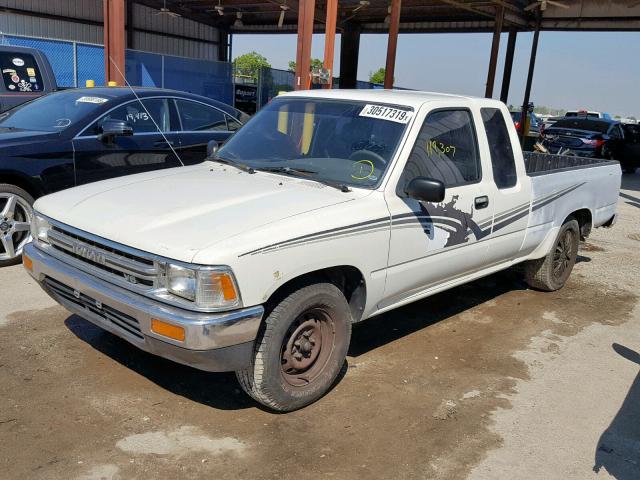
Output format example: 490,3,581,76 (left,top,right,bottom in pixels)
238,183,585,257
